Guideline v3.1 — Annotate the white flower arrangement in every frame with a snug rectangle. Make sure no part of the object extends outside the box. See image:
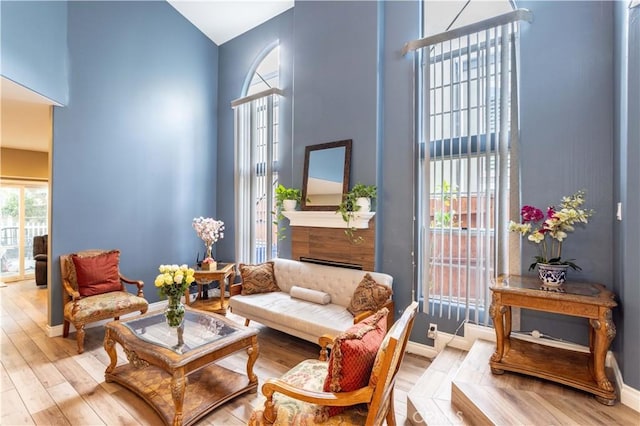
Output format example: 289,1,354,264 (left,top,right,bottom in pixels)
192,217,225,259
